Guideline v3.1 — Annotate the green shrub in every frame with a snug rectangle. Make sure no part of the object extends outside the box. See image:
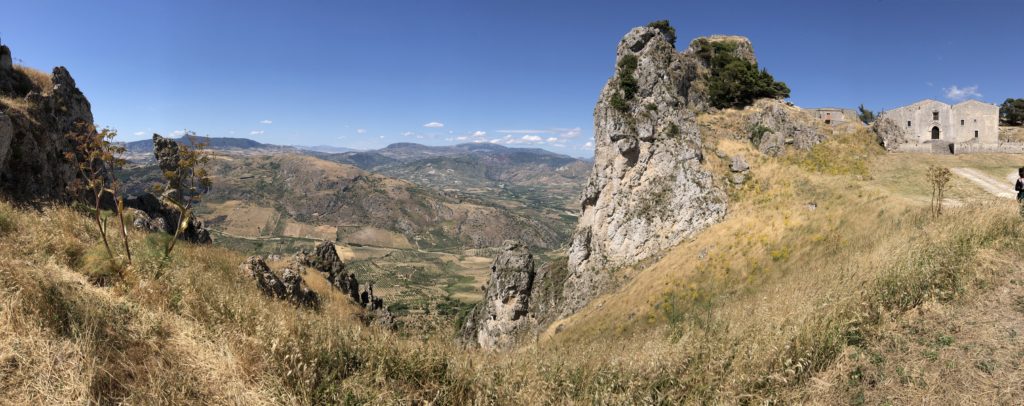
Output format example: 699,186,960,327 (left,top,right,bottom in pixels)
617,54,639,100
750,123,772,147
646,20,677,48
610,92,629,113
697,40,789,109
1000,98,1024,126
